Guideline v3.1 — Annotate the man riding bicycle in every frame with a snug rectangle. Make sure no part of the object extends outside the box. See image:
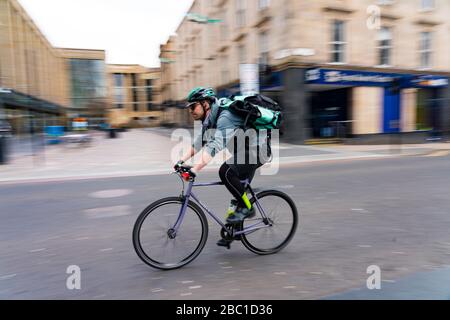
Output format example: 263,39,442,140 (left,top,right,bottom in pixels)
174,87,270,247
